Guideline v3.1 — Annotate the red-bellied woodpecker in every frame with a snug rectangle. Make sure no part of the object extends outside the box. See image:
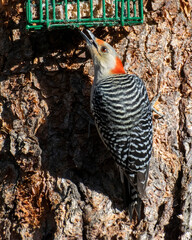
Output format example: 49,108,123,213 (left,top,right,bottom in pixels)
80,29,152,219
